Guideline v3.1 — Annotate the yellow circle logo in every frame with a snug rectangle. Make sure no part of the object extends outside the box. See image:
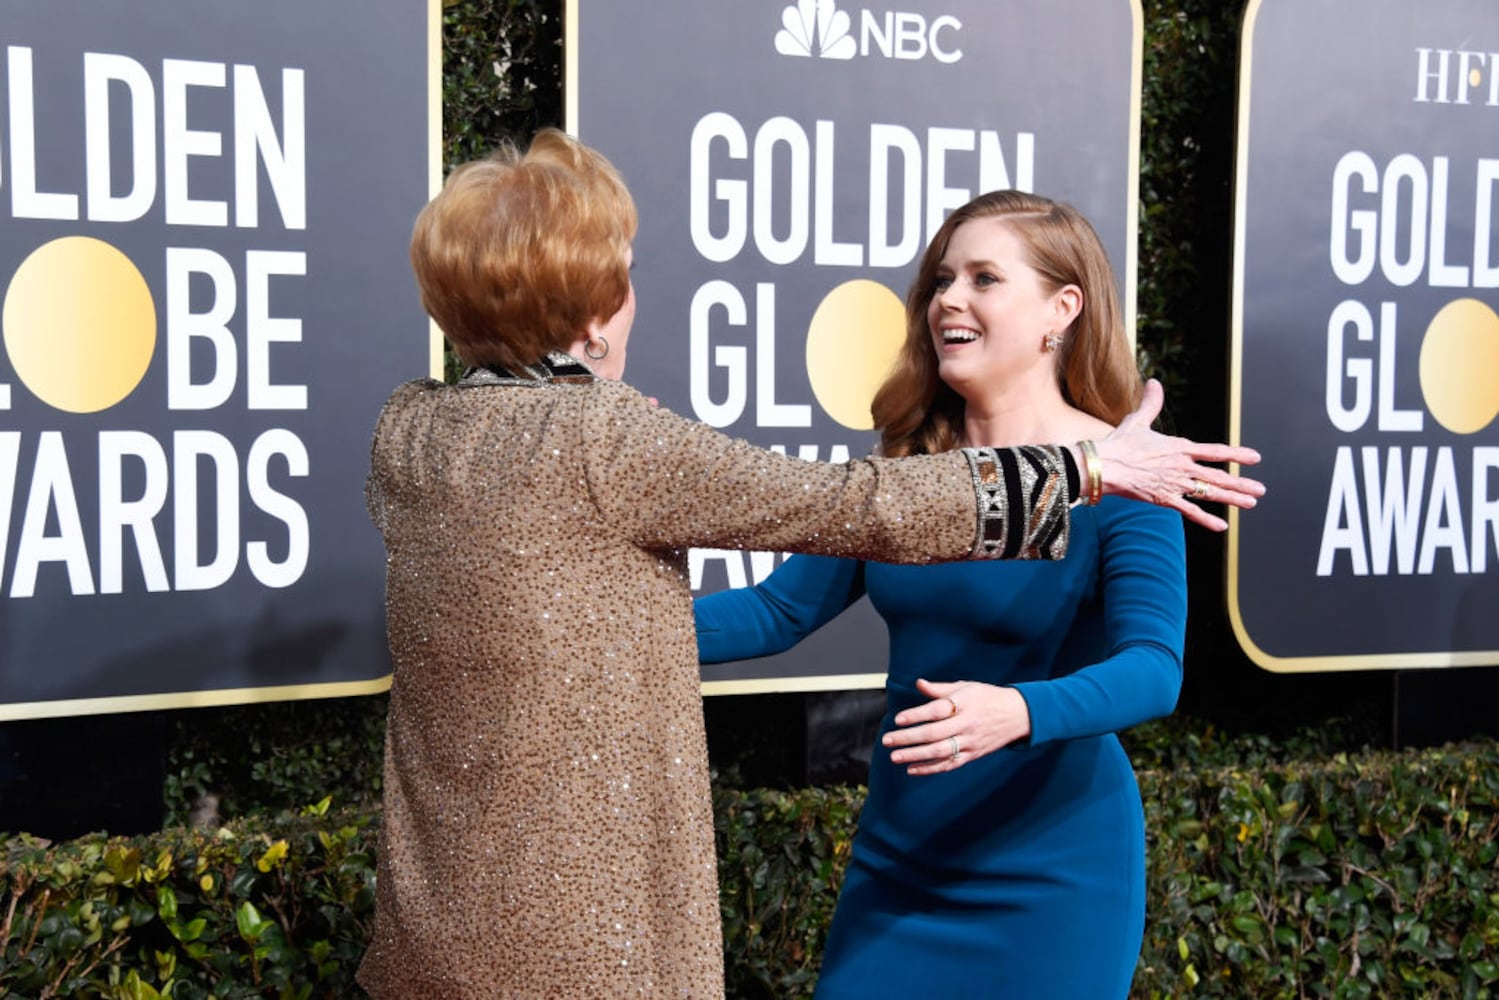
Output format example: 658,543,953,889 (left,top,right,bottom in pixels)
804,279,906,430
1418,297,1499,435
3,236,157,413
